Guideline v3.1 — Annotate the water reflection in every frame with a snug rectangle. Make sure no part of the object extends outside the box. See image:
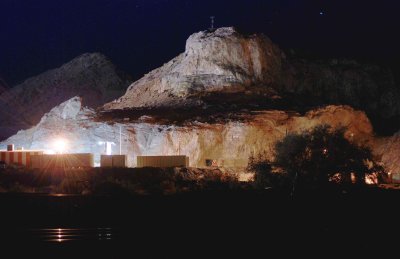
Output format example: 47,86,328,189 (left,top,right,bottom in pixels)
27,227,114,242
